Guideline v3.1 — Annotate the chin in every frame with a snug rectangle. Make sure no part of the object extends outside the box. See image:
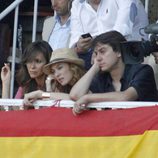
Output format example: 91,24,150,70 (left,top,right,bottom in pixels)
101,68,109,73
30,75,37,79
